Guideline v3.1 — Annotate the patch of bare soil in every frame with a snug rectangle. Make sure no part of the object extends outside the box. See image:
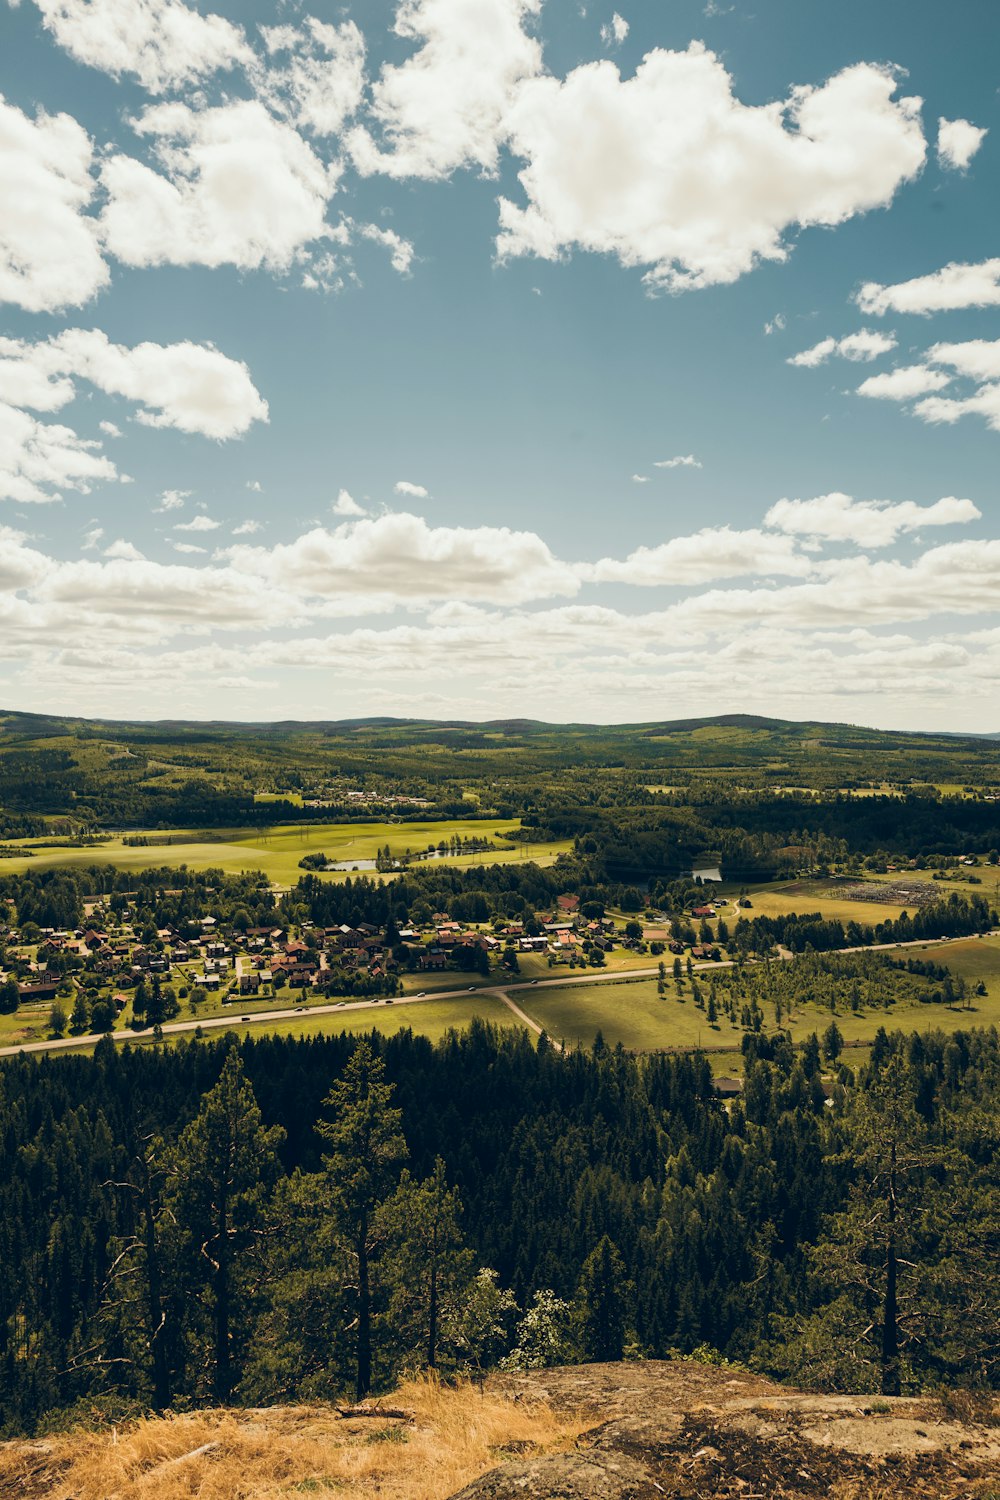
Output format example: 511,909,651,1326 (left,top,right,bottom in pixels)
450,1363,1000,1500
